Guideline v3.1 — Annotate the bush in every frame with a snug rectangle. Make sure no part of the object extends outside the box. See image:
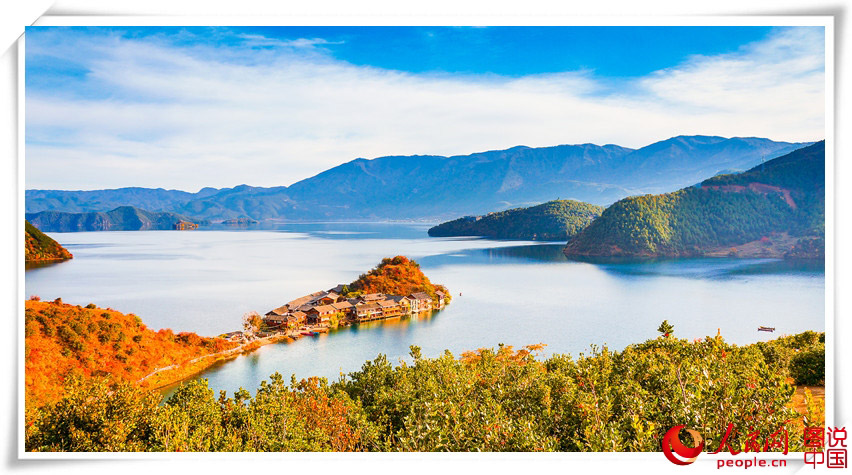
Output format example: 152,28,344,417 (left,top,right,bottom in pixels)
790,343,825,385
25,332,821,453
